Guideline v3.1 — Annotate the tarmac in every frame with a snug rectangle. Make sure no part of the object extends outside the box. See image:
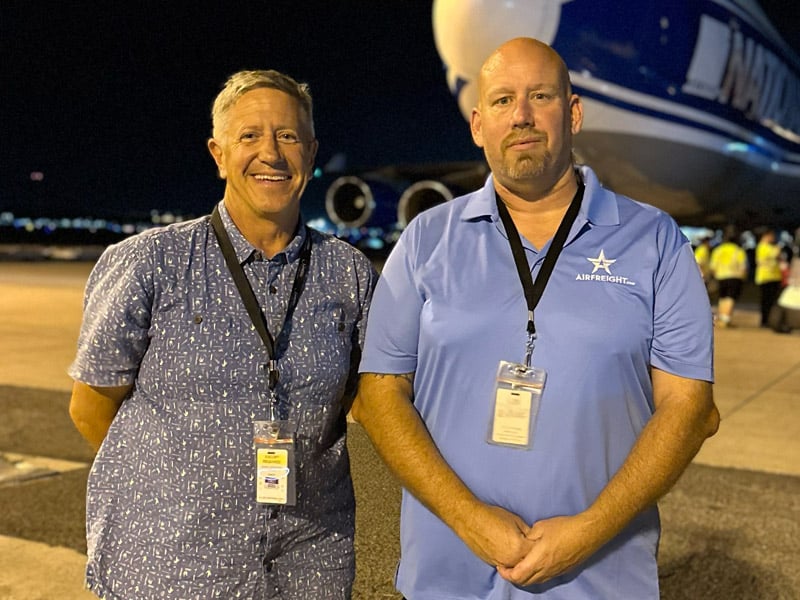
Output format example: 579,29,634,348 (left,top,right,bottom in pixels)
0,260,798,599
